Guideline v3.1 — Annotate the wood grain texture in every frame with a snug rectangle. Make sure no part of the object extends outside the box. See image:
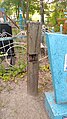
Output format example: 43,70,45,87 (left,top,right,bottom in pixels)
27,22,41,95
